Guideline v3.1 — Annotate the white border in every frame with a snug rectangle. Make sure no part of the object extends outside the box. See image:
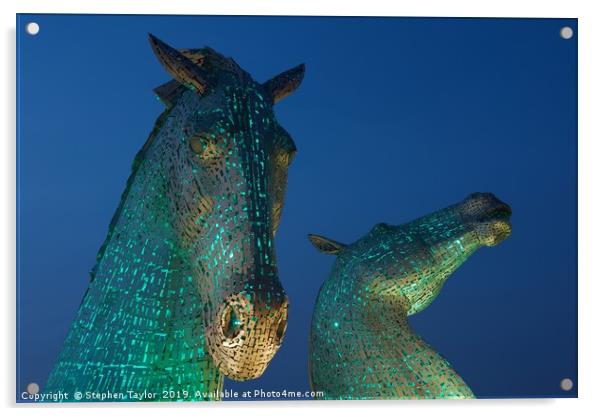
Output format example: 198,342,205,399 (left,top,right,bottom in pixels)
1,0,589,17
2,1,600,416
